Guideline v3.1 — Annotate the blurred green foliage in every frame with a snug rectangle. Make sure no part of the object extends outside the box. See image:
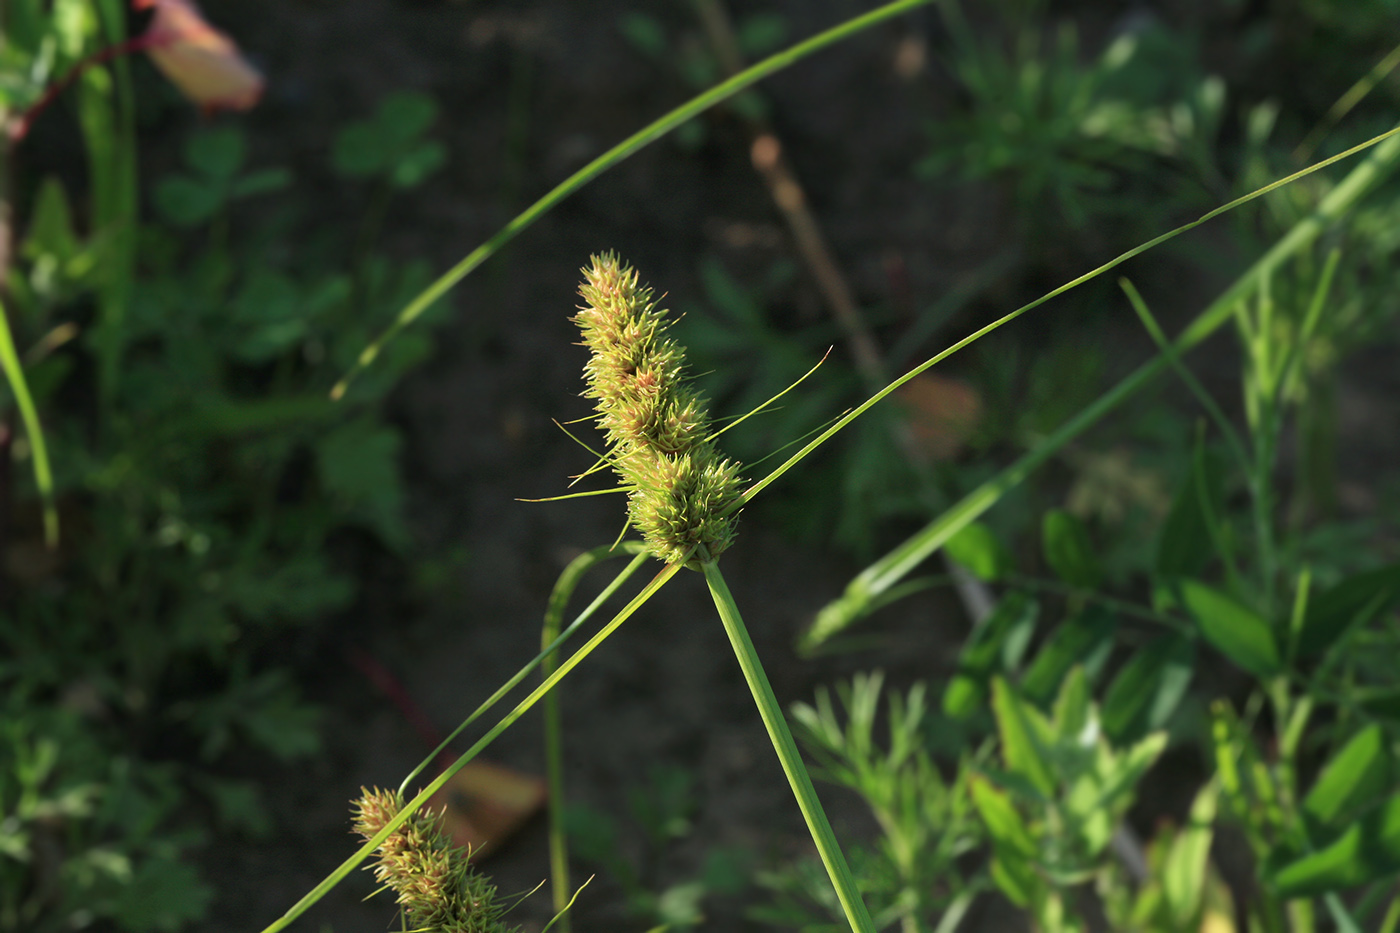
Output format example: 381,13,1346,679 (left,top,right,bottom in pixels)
1,13,449,915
